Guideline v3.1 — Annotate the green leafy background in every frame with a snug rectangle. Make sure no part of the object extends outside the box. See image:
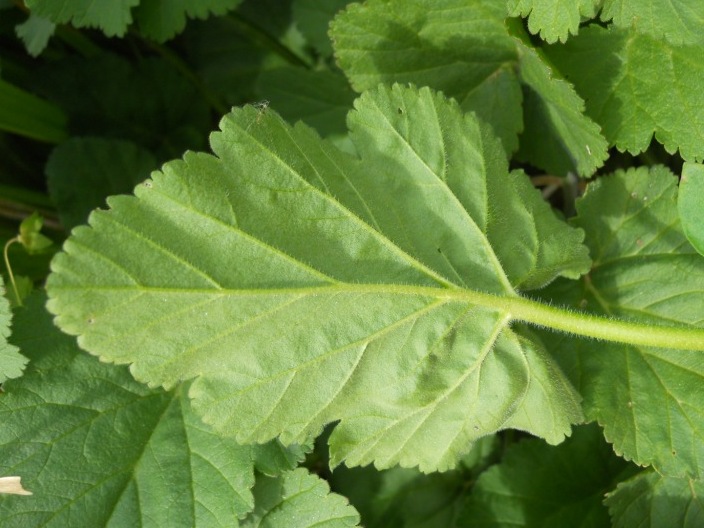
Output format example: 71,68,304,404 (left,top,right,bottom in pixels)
2,0,704,525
